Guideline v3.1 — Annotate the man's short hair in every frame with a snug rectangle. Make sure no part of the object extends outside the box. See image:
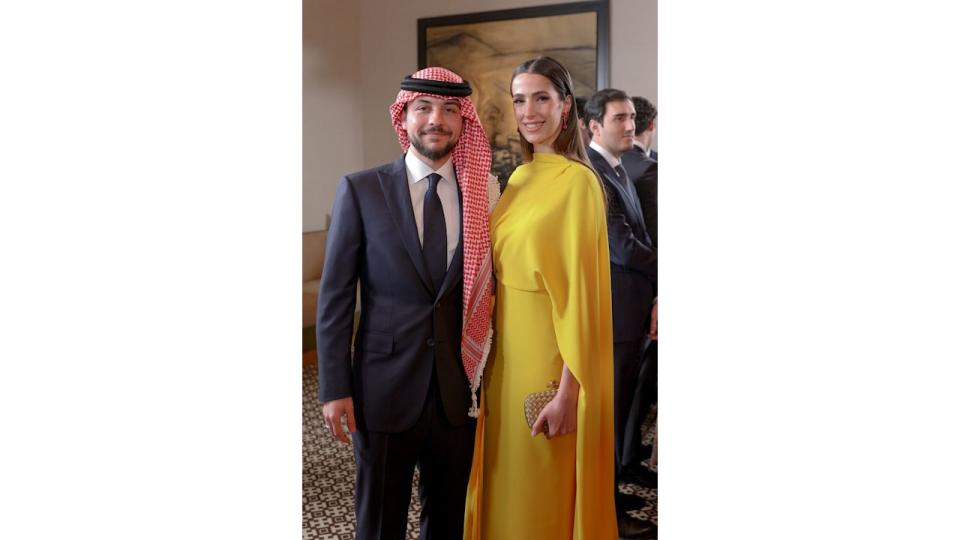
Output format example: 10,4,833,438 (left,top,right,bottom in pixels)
574,96,587,119
632,96,657,135
584,88,631,129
